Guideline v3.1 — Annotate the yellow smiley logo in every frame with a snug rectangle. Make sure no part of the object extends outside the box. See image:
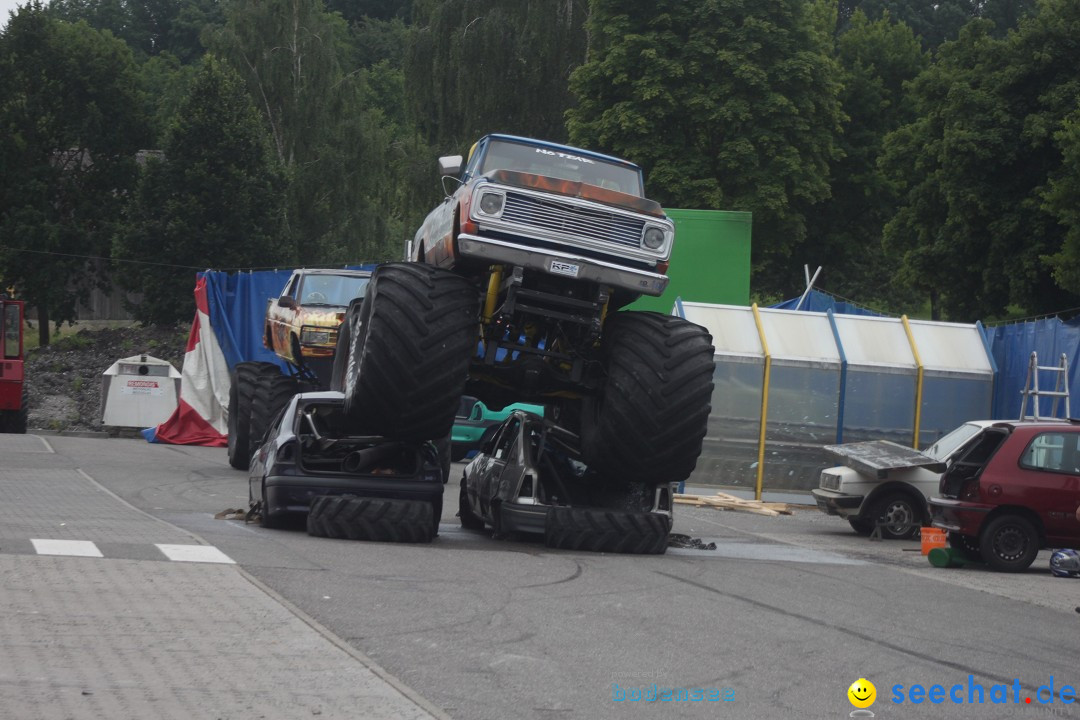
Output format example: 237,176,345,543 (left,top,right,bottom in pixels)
848,678,877,709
